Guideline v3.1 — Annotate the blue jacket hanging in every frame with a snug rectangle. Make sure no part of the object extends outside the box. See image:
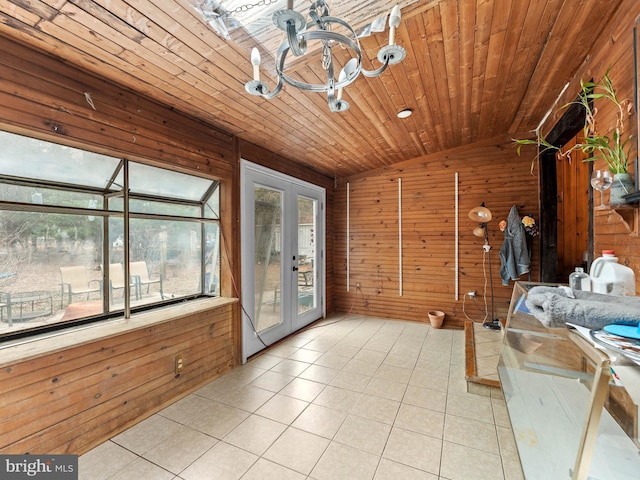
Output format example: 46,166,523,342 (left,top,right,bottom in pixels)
499,205,530,286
